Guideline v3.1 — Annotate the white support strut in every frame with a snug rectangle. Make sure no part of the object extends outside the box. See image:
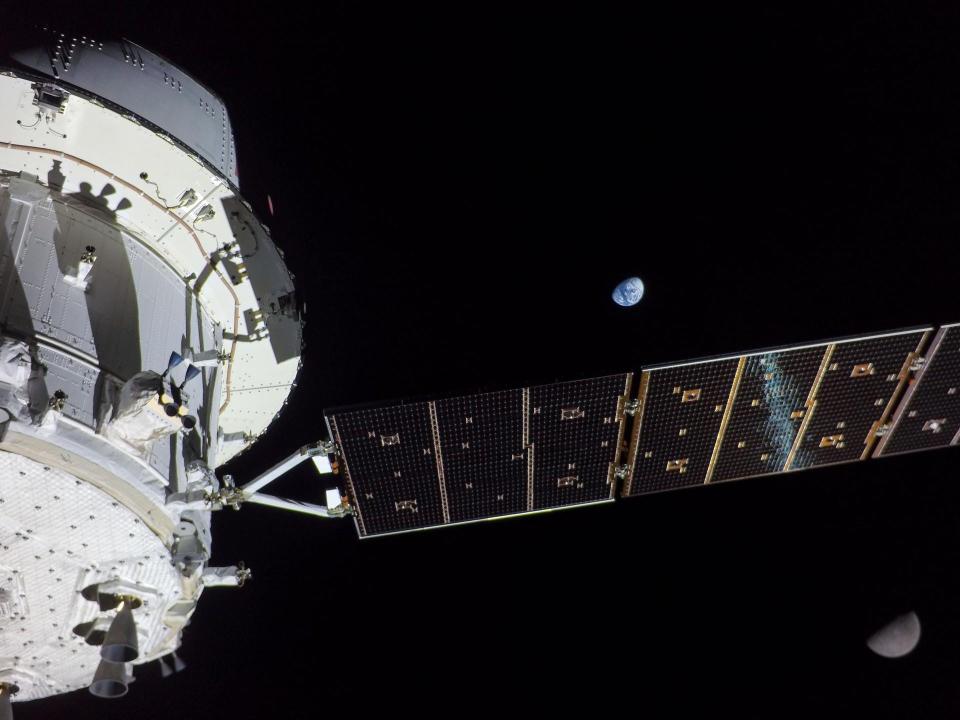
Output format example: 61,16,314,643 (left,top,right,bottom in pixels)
239,443,326,494
242,492,340,518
